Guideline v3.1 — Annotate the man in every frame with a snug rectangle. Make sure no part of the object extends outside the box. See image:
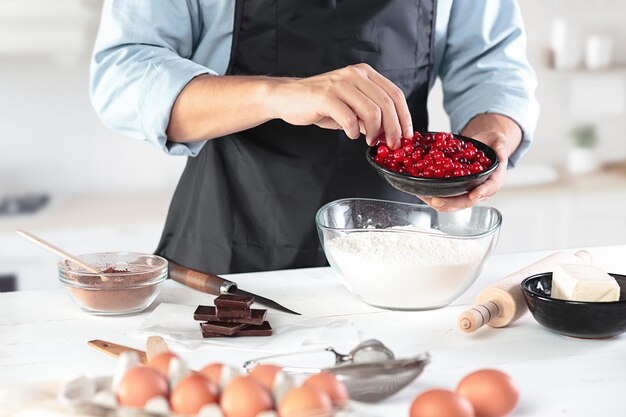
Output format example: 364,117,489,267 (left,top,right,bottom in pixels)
91,0,538,274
